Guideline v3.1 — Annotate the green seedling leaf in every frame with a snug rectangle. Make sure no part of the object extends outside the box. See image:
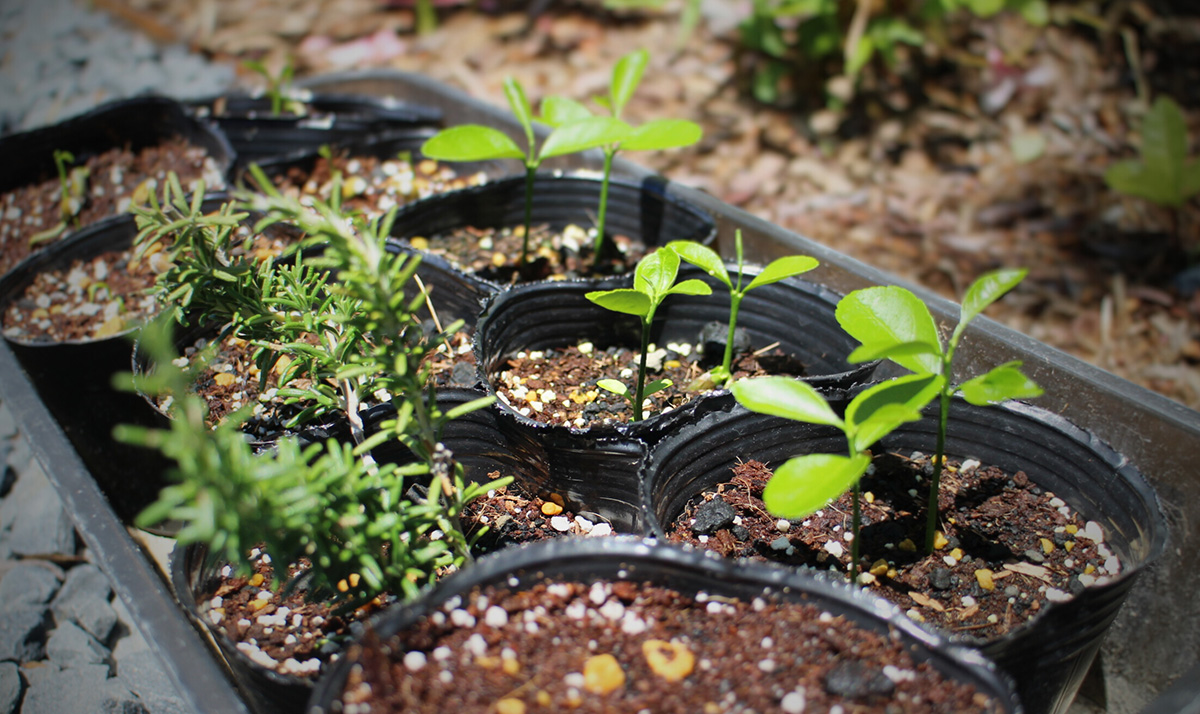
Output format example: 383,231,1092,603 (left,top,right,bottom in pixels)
665,241,730,287
620,119,704,152
836,285,943,375
597,379,629,396
419,125,524,162
762,453,872,519
745,255,819,290
851,403,923,454
634,248,682,298
540,95,593,126
960,268,1028,330
960,361,1043,405
666,278,713,297
846,340,939,365
504,76,536,149
610,48,649,117
585,288,651,317
731,376,843,428
643,378,672,397
1104,95,1200,208
846,372,943,433
539,116,631,160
